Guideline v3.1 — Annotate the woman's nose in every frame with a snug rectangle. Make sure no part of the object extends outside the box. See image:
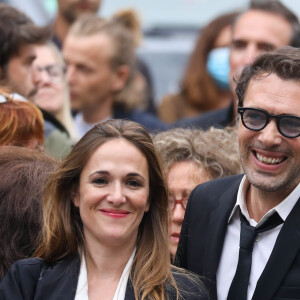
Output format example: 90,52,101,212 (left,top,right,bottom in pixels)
106,182,126,206
171,202,185,224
